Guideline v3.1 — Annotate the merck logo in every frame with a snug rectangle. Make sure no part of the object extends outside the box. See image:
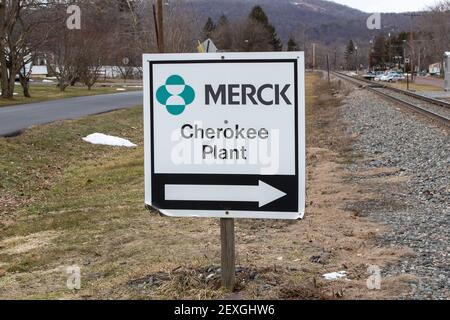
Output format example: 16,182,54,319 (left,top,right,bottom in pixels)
156,75,195,115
